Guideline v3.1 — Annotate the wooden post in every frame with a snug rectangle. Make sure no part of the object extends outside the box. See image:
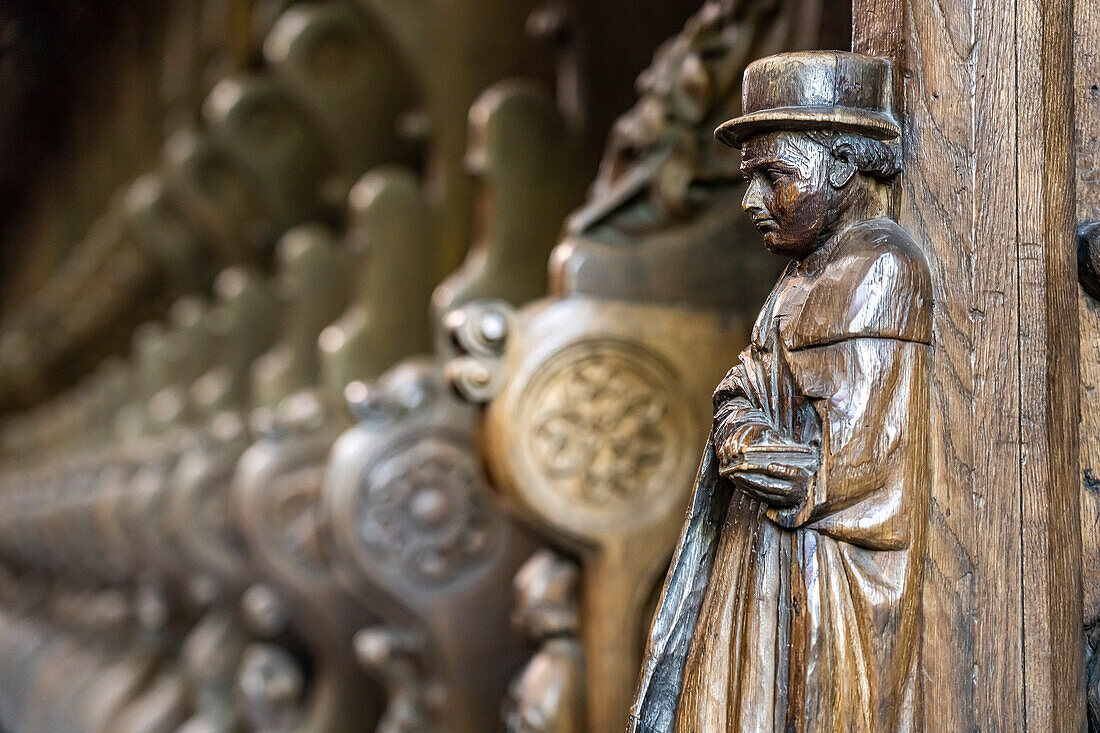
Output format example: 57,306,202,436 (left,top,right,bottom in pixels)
1075,0,1100,723
853,0,1085,728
